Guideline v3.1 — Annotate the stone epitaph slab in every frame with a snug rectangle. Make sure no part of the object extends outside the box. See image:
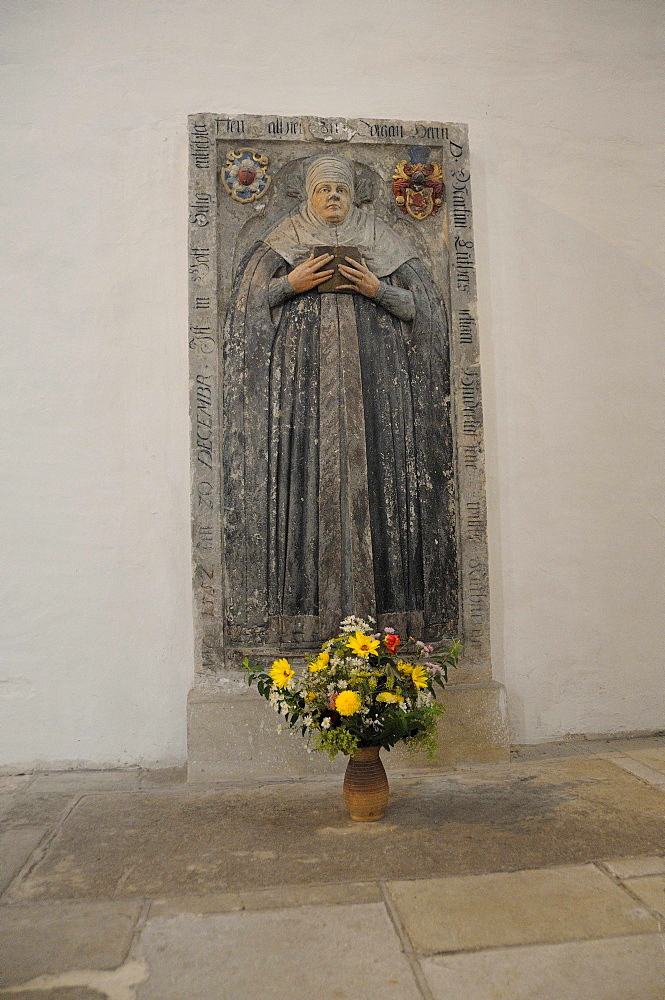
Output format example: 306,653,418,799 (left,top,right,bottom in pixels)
188,114,490,685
